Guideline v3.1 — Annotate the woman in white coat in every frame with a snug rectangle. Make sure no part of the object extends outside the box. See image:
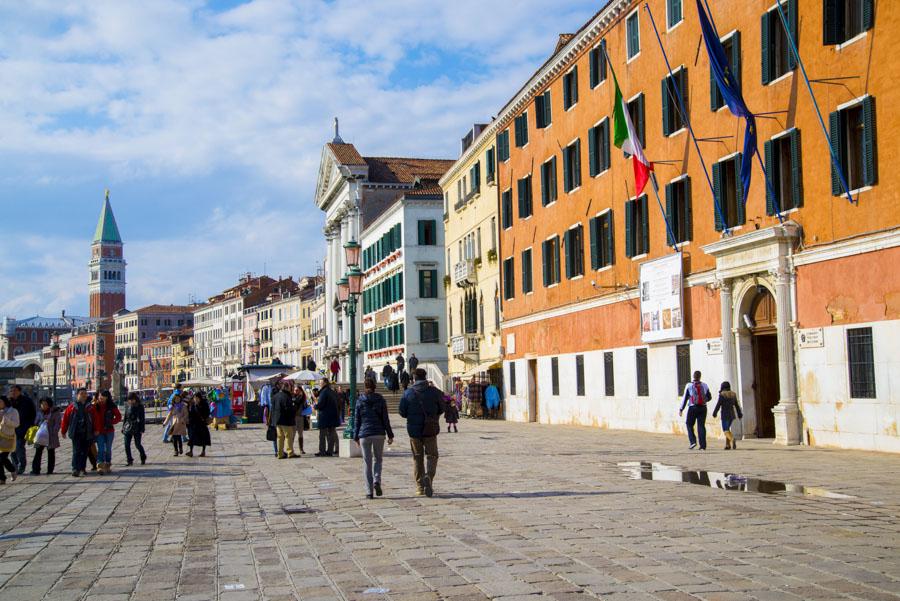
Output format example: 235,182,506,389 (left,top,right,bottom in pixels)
0,395,21,483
